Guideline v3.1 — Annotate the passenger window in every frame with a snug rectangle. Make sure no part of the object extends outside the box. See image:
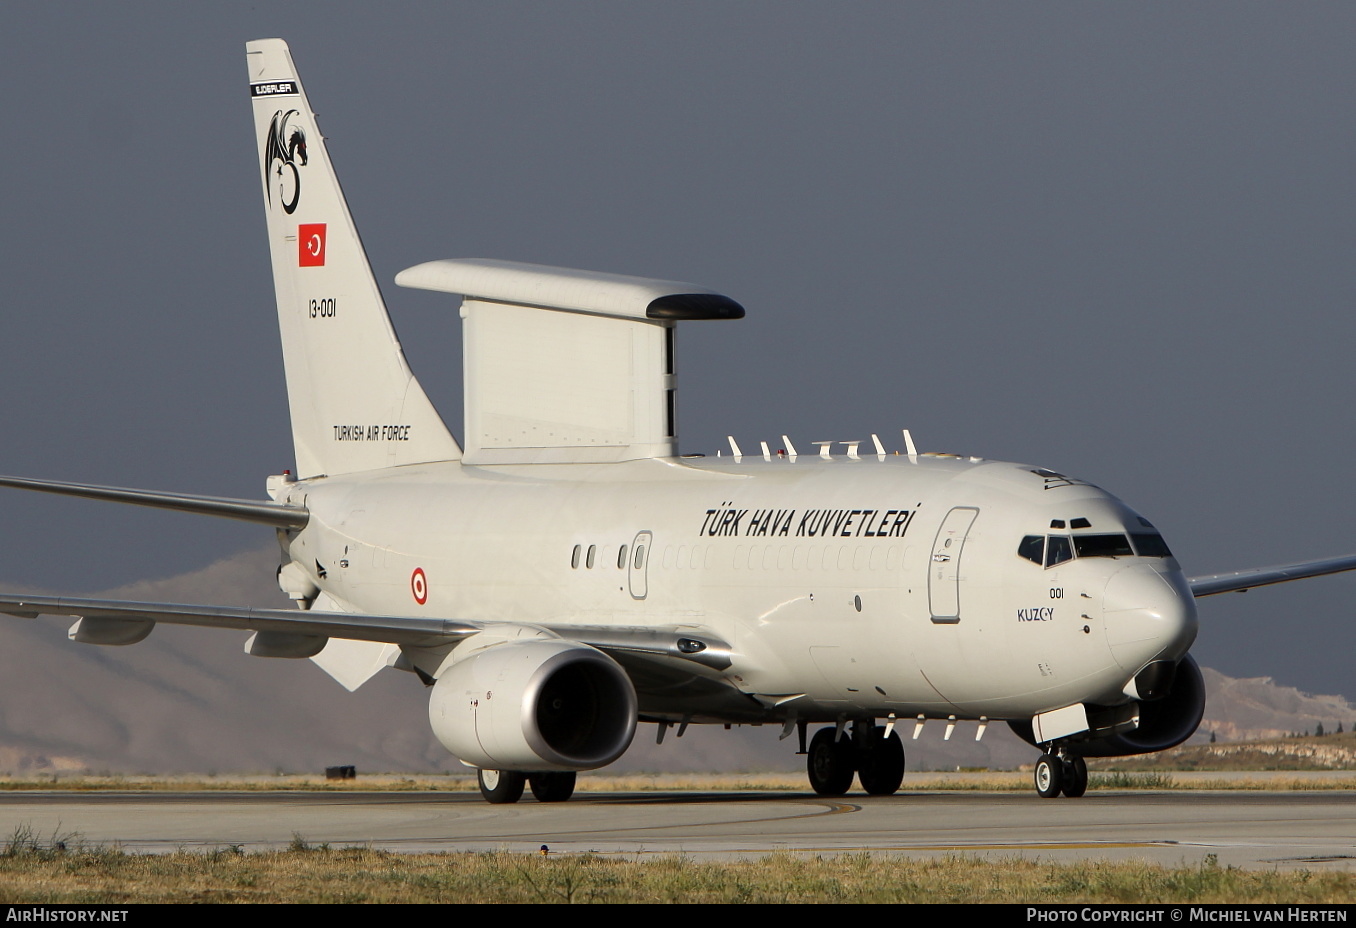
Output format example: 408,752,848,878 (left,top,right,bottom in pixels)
1018,535,1045,565
634,545,645,569
1046,535,1073,567
617,545,628,568
586,544,597,568
571,545,581,569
